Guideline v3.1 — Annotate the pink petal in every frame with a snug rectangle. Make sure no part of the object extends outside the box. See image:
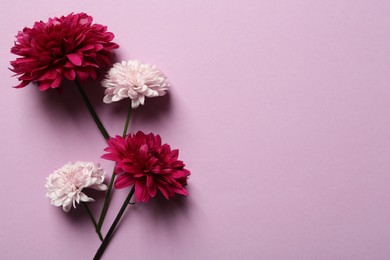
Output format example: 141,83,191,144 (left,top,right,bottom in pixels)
157,184,170,199
76,71,89,82
38,82,51,91
39,70,57,80
146,175,153,187
135,183,149,202
63,70,76,80
95,44,104,51
14,81,29,88
78,44,95,51
172,187,189,196
148,184,157,198
101,153,121,161
67,53,83,66
139,145,149,159
51,76,62,88
114,174,133,189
